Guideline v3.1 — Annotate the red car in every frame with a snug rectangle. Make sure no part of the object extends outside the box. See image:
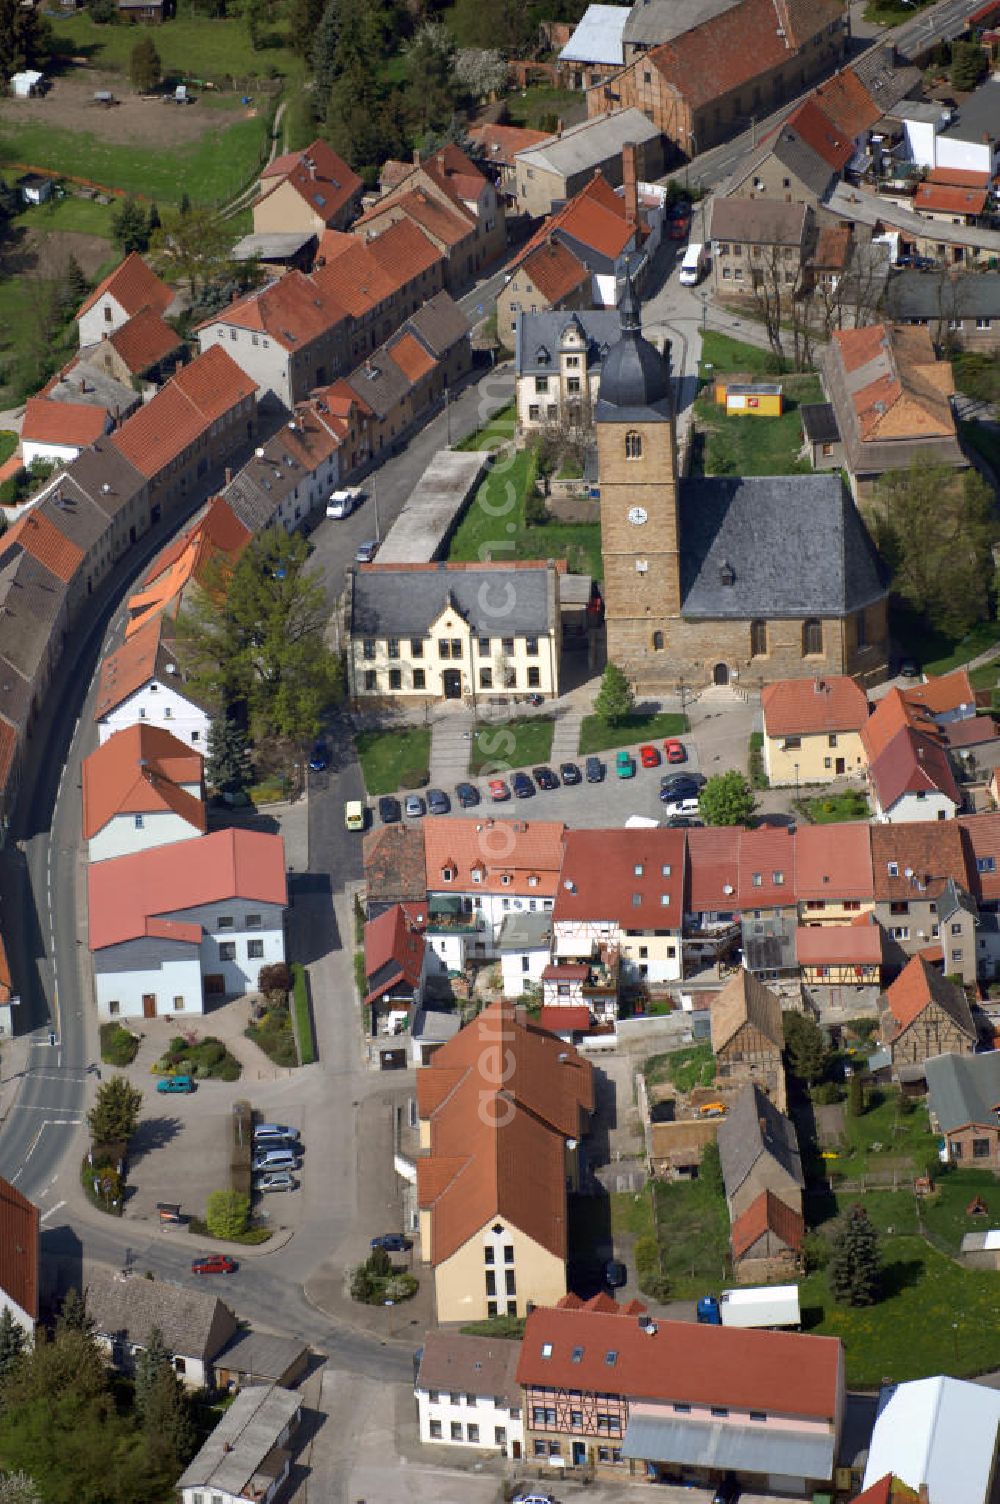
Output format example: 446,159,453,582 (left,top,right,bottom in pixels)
664,738,687,764
488,778,510,802
639,744,660,768
191,1254,237,1276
